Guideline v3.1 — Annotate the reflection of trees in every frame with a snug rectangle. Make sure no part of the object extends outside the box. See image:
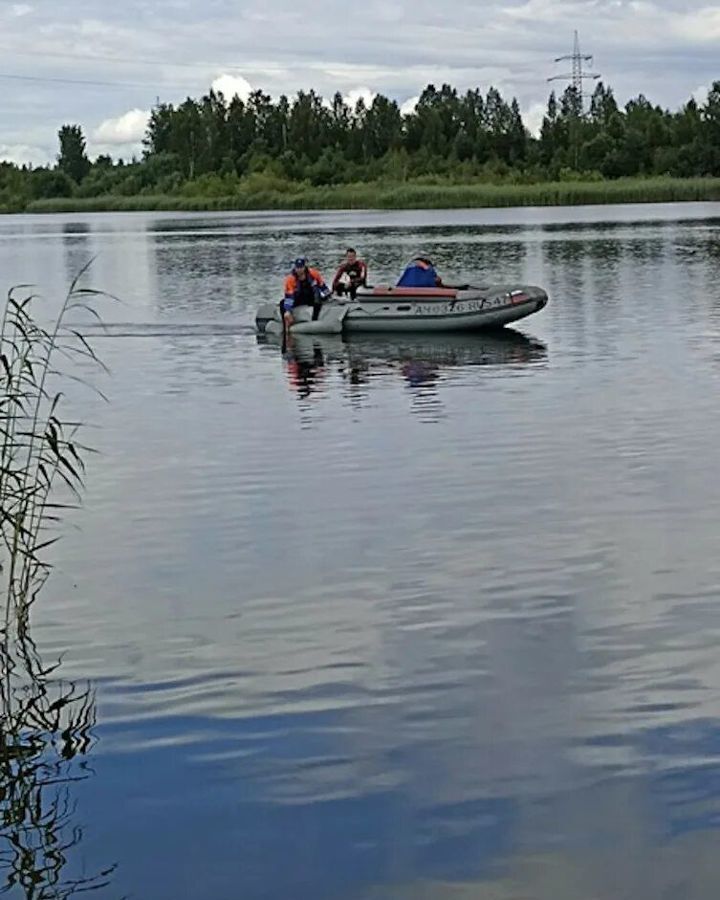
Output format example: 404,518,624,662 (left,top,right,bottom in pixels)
0,274,115,898
62,224,94,297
